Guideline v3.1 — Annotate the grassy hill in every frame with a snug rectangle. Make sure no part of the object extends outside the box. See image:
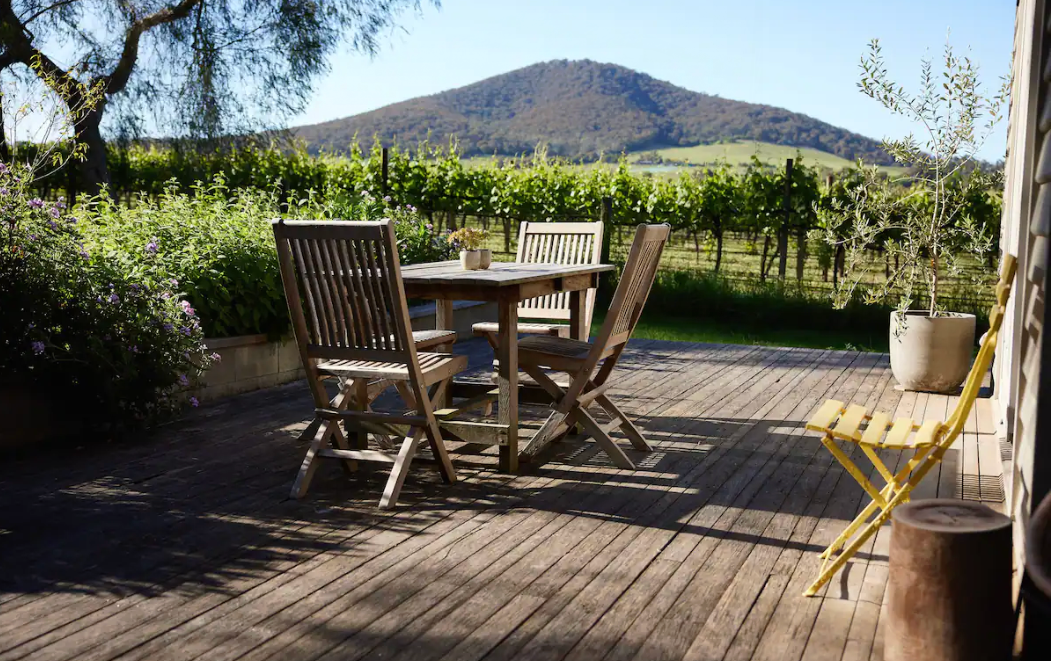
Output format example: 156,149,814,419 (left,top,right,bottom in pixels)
291,59,894,166
461,141,905,176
